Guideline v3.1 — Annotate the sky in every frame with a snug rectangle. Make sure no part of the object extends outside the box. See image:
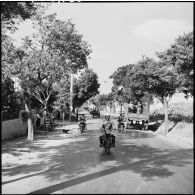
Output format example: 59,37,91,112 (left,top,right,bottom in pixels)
11,2,193,94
